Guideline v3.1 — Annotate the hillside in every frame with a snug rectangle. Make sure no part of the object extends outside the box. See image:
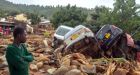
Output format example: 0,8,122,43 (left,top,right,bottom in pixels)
0,0,90,19
0,0,59,18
